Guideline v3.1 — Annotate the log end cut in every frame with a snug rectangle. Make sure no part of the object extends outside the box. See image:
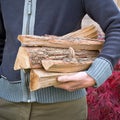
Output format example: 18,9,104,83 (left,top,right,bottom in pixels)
29,69,41,91
14,47,31,70
29,69,70,91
